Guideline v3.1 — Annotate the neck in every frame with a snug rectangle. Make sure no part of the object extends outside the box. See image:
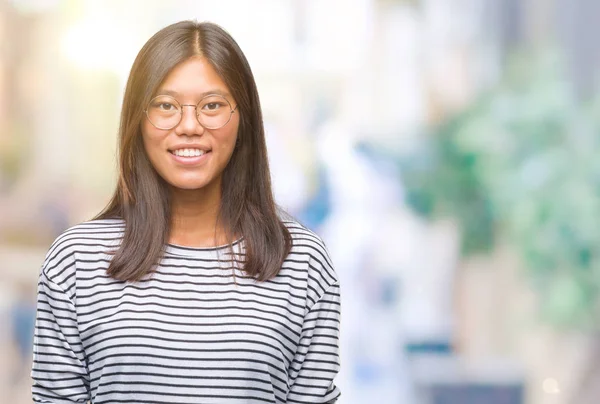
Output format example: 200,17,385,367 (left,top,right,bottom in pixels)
168,184,227,247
